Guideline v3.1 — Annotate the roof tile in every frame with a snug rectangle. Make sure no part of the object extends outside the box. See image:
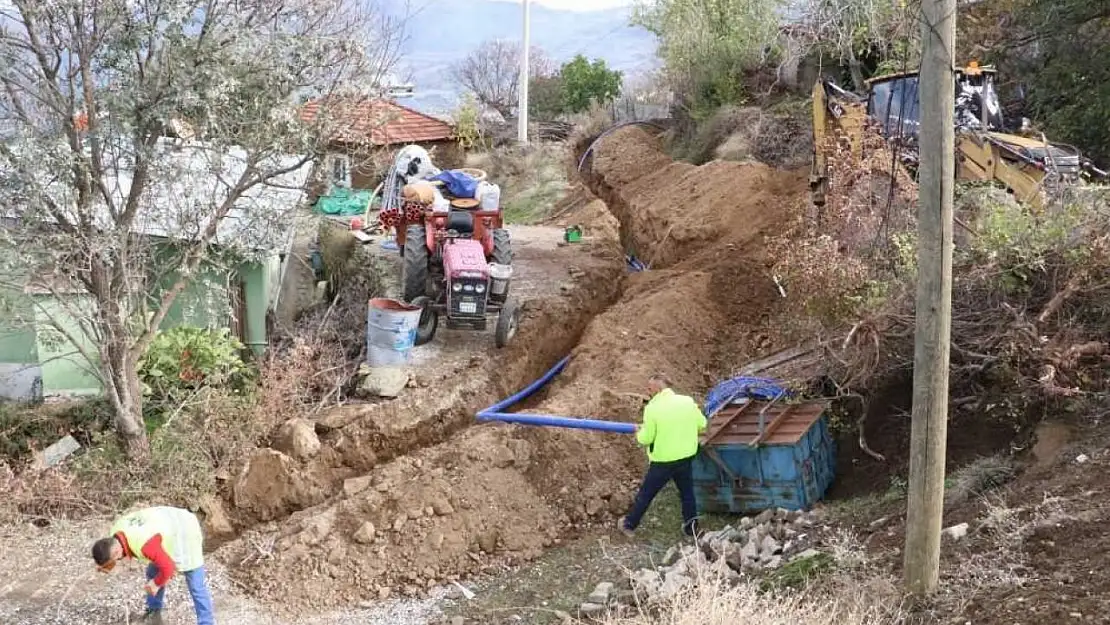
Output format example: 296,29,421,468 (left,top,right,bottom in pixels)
299,97,455,146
